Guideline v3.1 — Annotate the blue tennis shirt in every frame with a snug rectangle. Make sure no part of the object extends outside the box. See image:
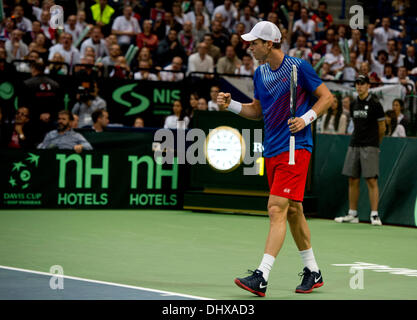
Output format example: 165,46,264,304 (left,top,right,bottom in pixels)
253,55,322,158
